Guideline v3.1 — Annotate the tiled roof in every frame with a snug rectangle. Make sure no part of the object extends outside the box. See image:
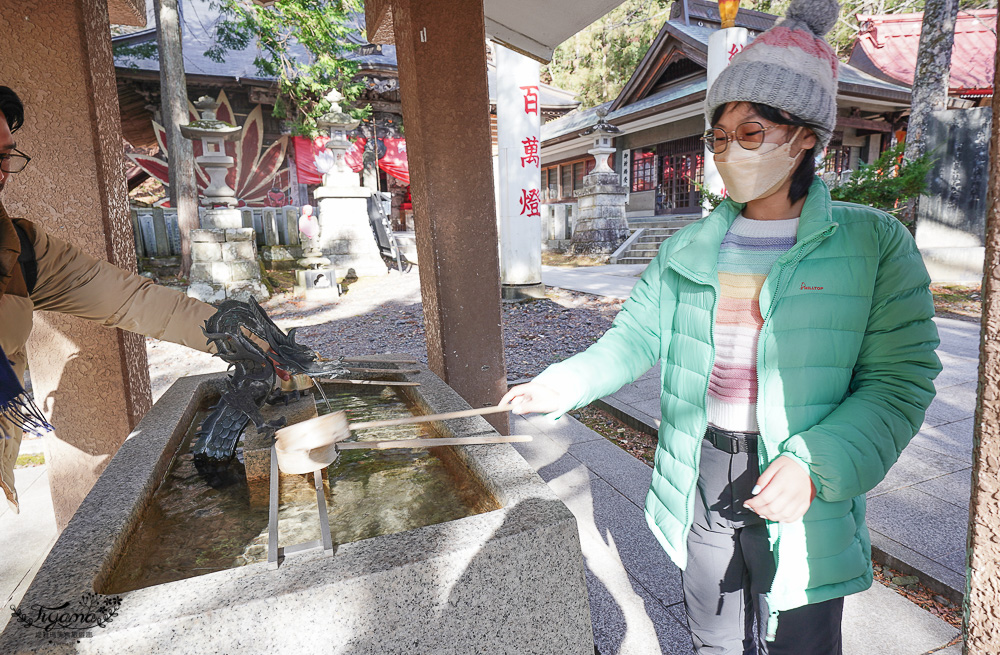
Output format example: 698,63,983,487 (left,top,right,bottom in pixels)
114,0,578,111
851,10,995,95
542,76,706,141
543,14,914,144
662,19,912,97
